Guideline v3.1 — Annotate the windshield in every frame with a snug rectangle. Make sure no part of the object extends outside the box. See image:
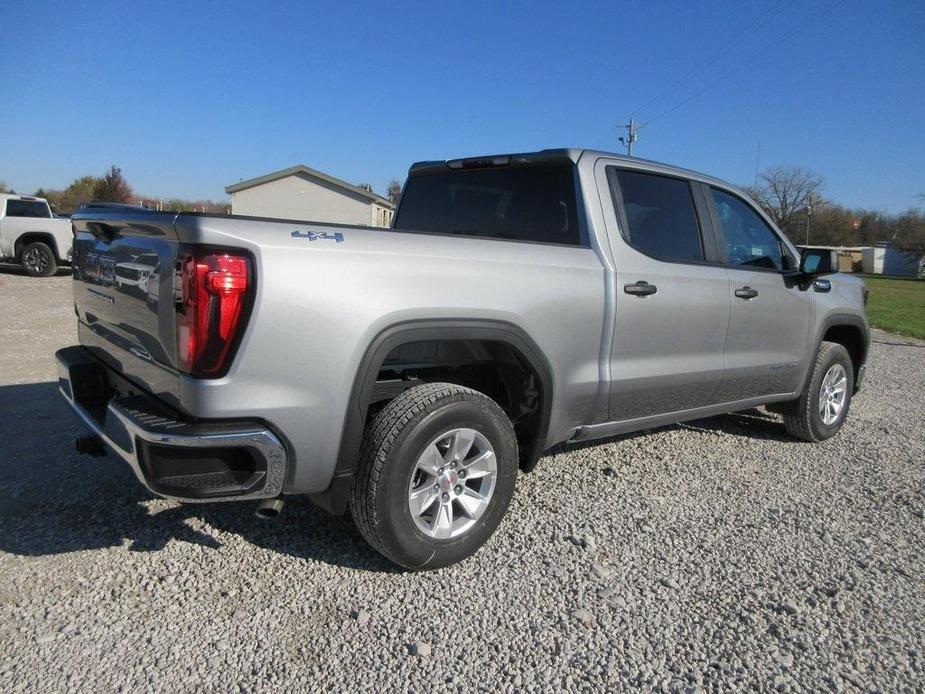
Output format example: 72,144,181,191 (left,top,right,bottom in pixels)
133,254,160,267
